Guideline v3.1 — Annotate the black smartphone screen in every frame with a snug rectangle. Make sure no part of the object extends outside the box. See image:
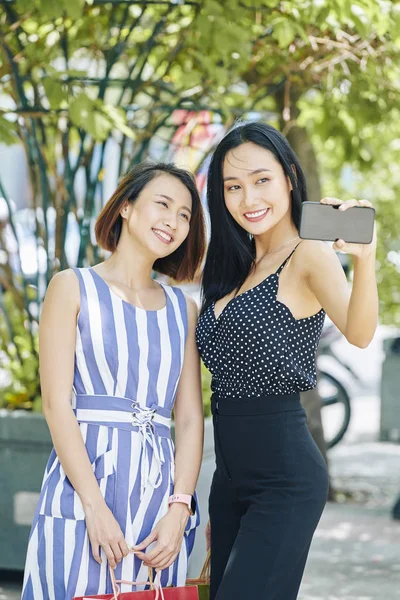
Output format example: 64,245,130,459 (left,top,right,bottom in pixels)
299,202,375,244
